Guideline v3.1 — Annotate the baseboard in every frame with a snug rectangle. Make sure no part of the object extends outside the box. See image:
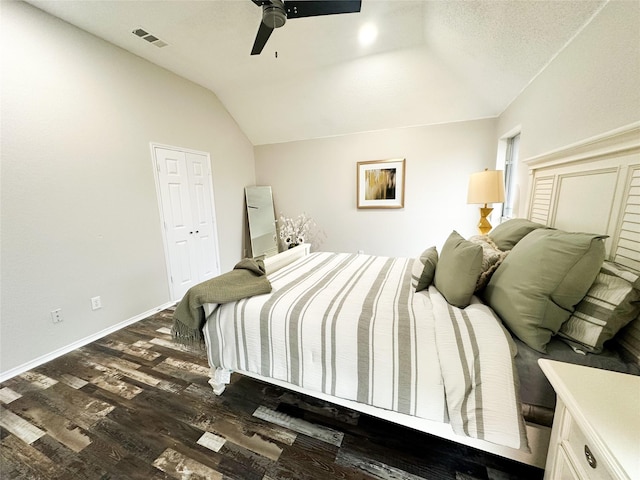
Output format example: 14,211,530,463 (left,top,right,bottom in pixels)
0,301,176,383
